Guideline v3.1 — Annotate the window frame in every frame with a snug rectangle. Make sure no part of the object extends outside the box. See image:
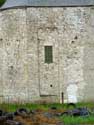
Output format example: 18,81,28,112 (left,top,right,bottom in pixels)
44,46,53,64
